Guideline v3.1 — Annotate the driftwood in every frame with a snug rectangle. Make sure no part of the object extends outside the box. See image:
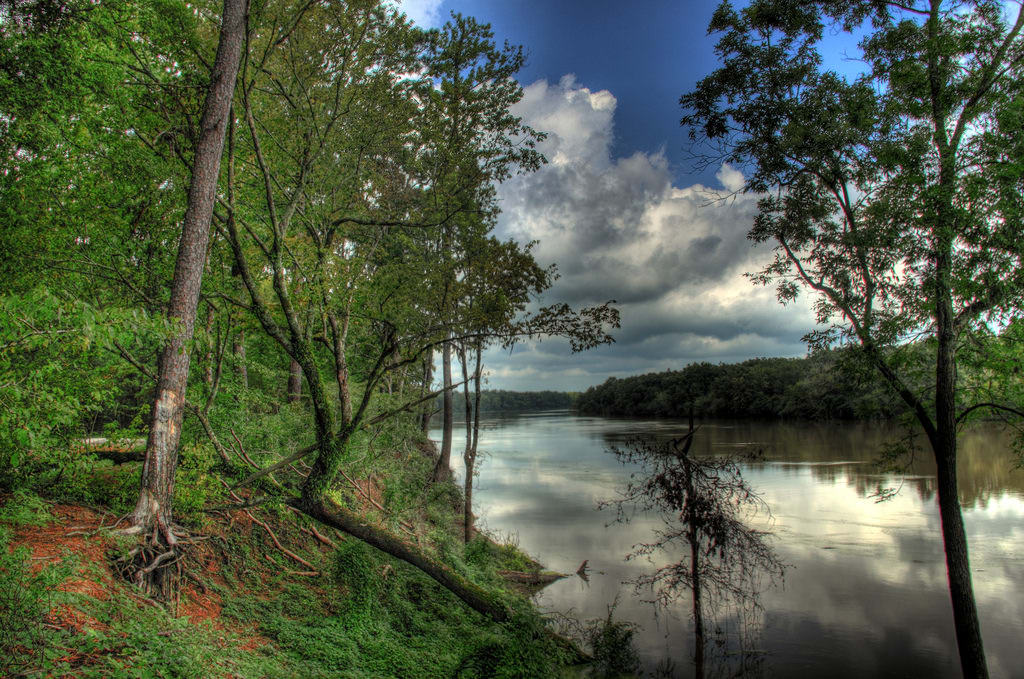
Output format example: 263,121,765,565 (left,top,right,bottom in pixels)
498,570,568,586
